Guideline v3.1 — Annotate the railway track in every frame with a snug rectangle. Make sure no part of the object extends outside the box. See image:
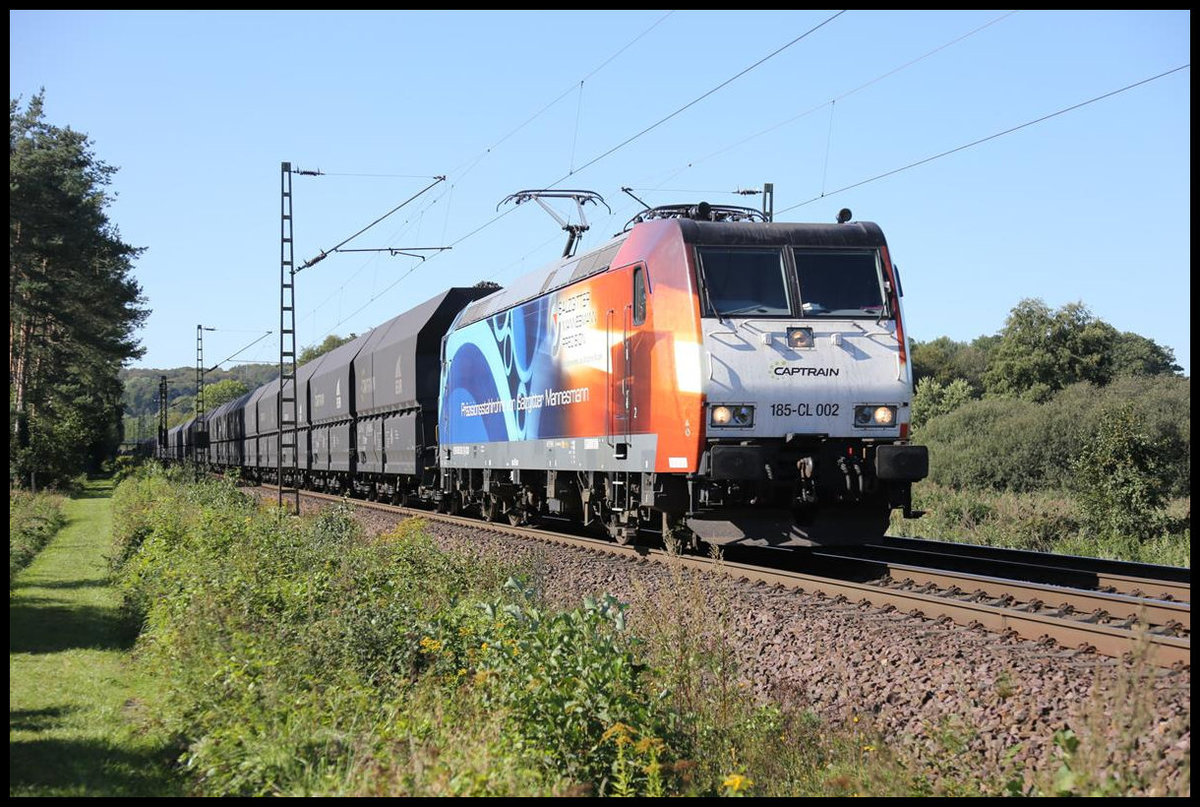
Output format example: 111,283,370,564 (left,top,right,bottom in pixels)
824,535,1190,602
263,486,1191,669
